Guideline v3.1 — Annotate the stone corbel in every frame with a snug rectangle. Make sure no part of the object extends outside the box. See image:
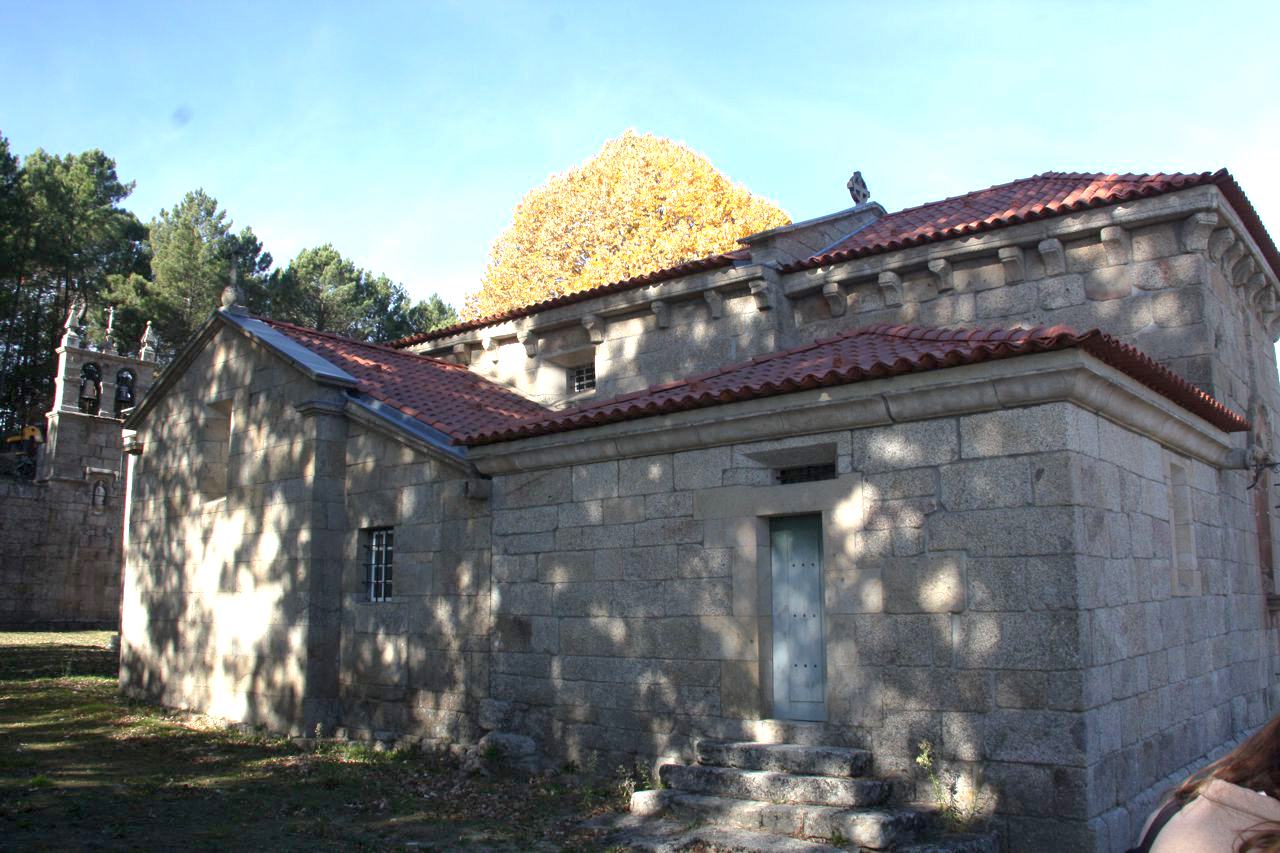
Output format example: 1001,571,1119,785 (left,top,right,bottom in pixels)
998,247,1025,284
1251,277,1274,311
1099,225,1131,267
1236,257,1260,290
452,343,471,364
1221,241,1247,282
581,314,605,344
516,330,539,358
927,258,954,292
1208,228,1237,262
704,290,724,319
1038,238,1066,277
749,280,773,311
481,335,500,364
822,280,847,317
650,300,670,329
1181,212,1219,253
877,271,903,306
